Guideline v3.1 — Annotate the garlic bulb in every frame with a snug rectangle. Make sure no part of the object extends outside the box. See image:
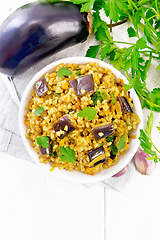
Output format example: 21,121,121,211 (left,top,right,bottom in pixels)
134,149,157,175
